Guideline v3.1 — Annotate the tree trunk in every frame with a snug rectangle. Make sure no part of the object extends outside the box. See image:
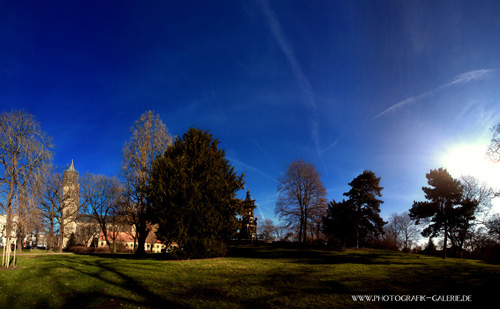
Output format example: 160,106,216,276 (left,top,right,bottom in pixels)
135,222,147,256
1,241,5,268
47,228,53,251
443,224,448,259
58,221,65,253
12,241,17,266
101,225,113,253
3,186,14,267
16,223,24,253
356,228,359,249
16,236,23,253
304,212,309,243
298,214,304,243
